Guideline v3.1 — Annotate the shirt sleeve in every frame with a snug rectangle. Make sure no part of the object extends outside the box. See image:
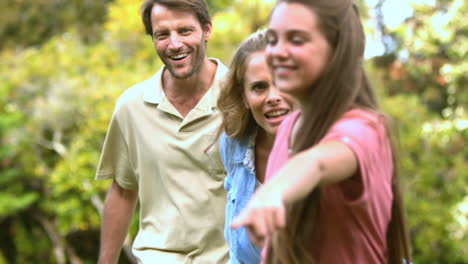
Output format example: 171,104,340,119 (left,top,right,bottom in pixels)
95,113,138,190
219,133,230,171
322,114,393,203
